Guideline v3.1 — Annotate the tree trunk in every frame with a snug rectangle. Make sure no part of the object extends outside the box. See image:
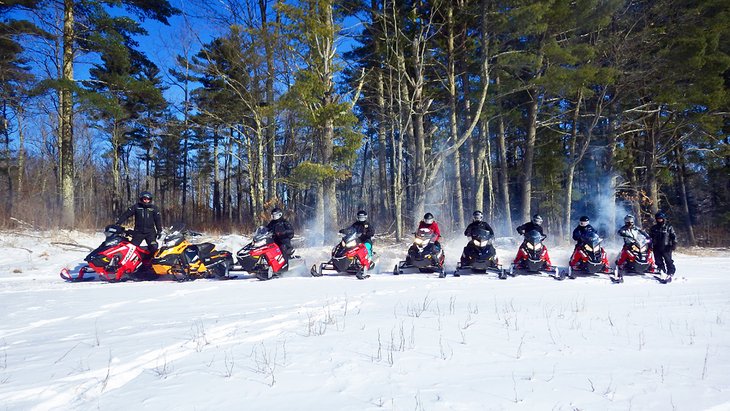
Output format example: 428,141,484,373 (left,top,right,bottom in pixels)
60,0,75,227
675,146,696,246
16,104,25,194
447,2,464,229
497,111,512,230
647,109,660,216
520,91,538,224
376,69,391,222
261,0,277,201
563,90,583,241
